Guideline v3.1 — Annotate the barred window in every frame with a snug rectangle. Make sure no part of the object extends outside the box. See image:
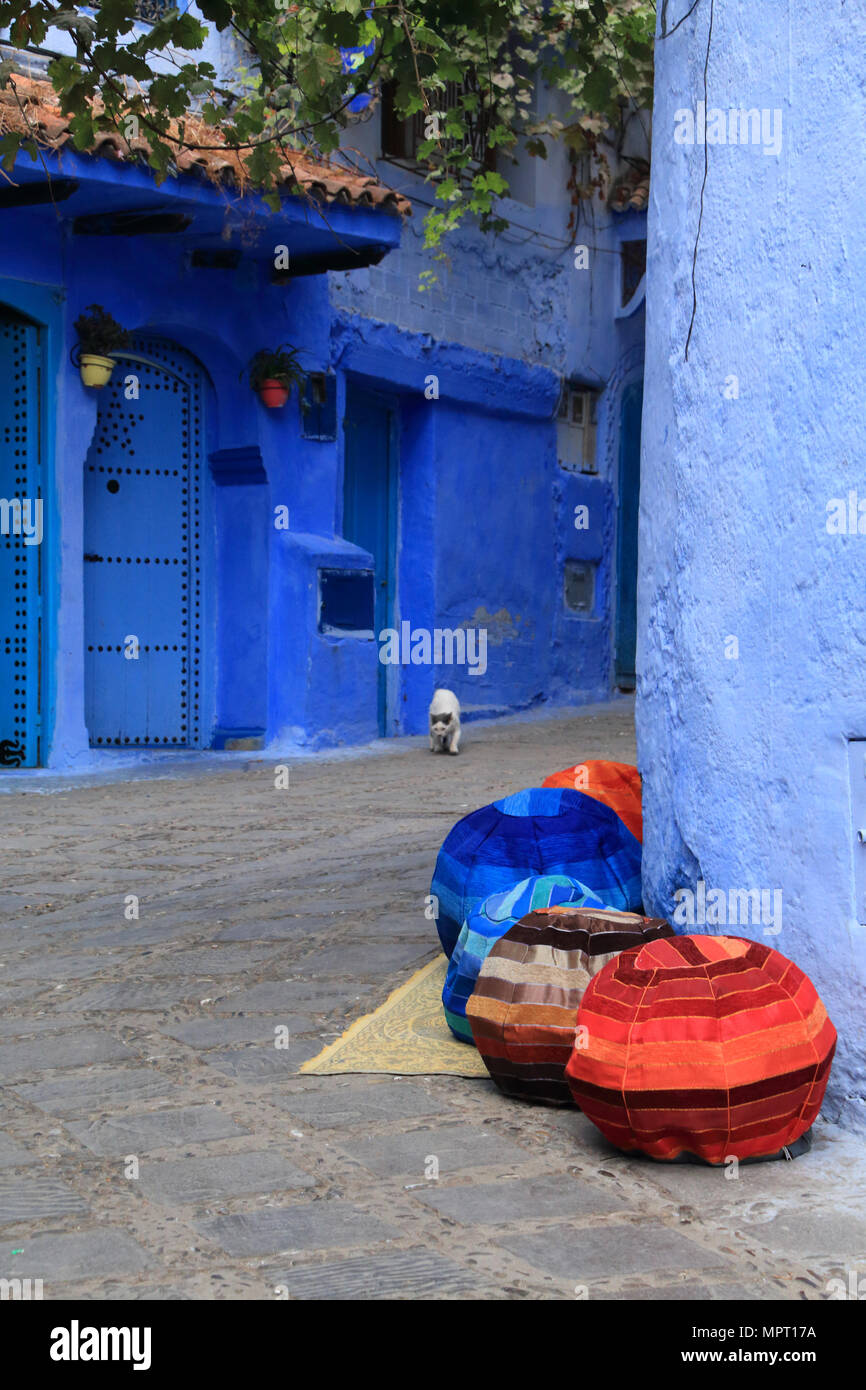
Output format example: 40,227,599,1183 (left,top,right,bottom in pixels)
380,78,496,173
557,385,599,475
